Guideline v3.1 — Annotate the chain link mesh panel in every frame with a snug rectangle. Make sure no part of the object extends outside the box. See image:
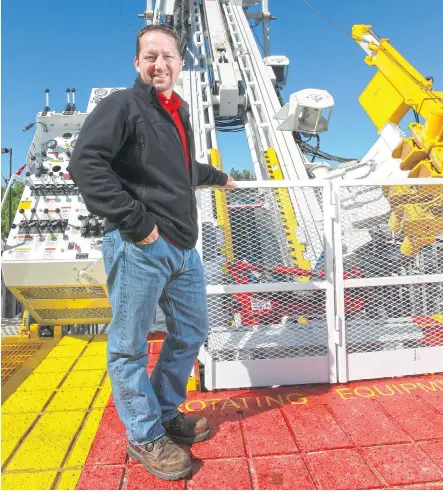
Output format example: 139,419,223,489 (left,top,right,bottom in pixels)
201,185,328,363
339,184,443,278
